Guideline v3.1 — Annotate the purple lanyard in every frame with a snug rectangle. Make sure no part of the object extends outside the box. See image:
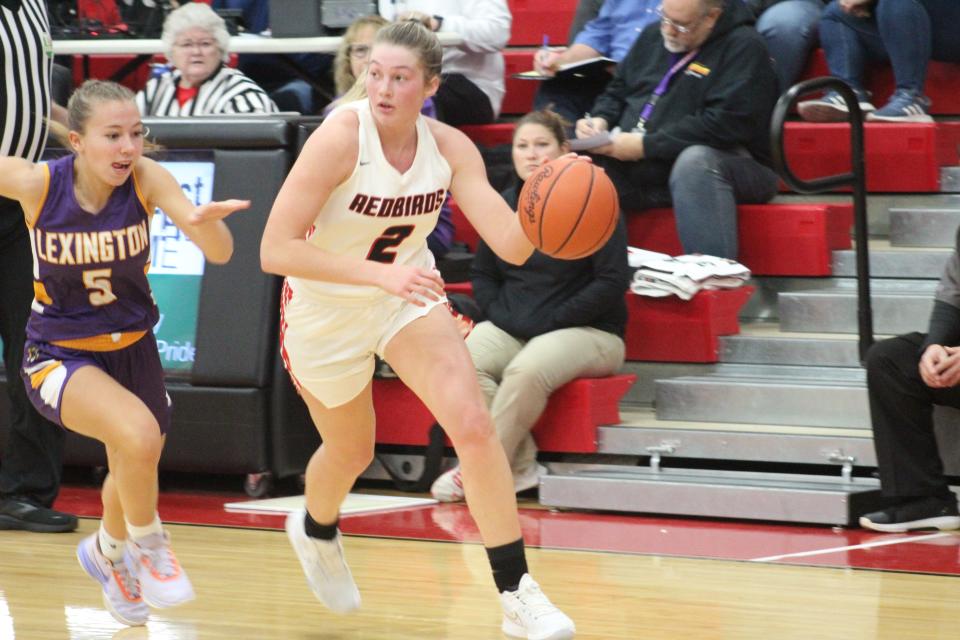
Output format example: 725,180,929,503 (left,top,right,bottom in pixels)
636,48,700,132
